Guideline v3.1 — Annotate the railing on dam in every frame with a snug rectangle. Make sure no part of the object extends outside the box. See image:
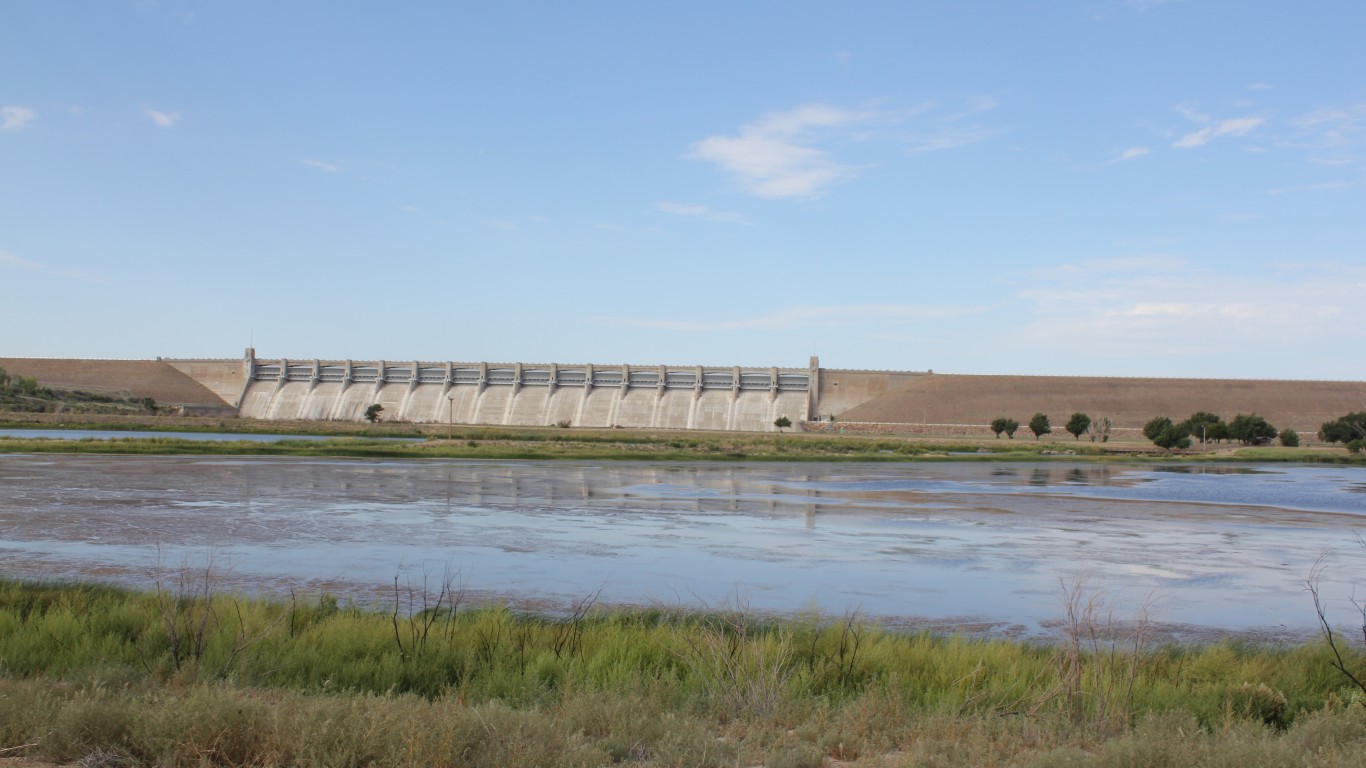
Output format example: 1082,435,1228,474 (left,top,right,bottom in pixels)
251,360,812,392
